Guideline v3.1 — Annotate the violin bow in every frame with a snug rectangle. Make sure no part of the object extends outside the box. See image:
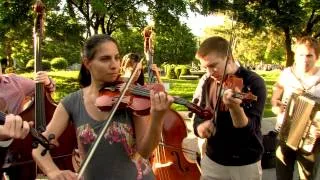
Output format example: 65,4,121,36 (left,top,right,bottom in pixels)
212,0,236,126
77,54,143,178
